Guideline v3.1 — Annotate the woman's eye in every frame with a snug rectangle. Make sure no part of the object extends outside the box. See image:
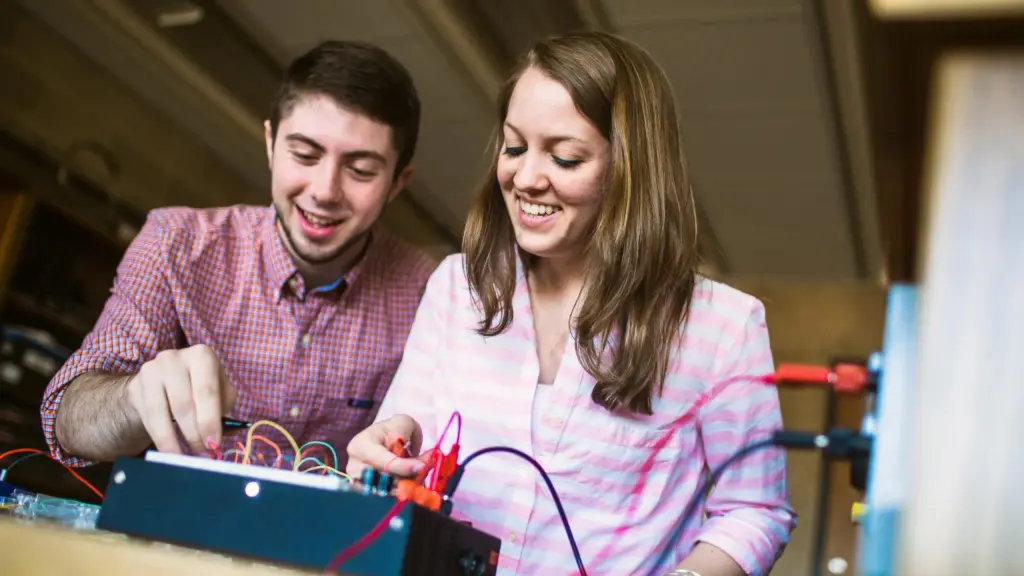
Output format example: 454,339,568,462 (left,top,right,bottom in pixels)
553,156,581,169
503,146,526,157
